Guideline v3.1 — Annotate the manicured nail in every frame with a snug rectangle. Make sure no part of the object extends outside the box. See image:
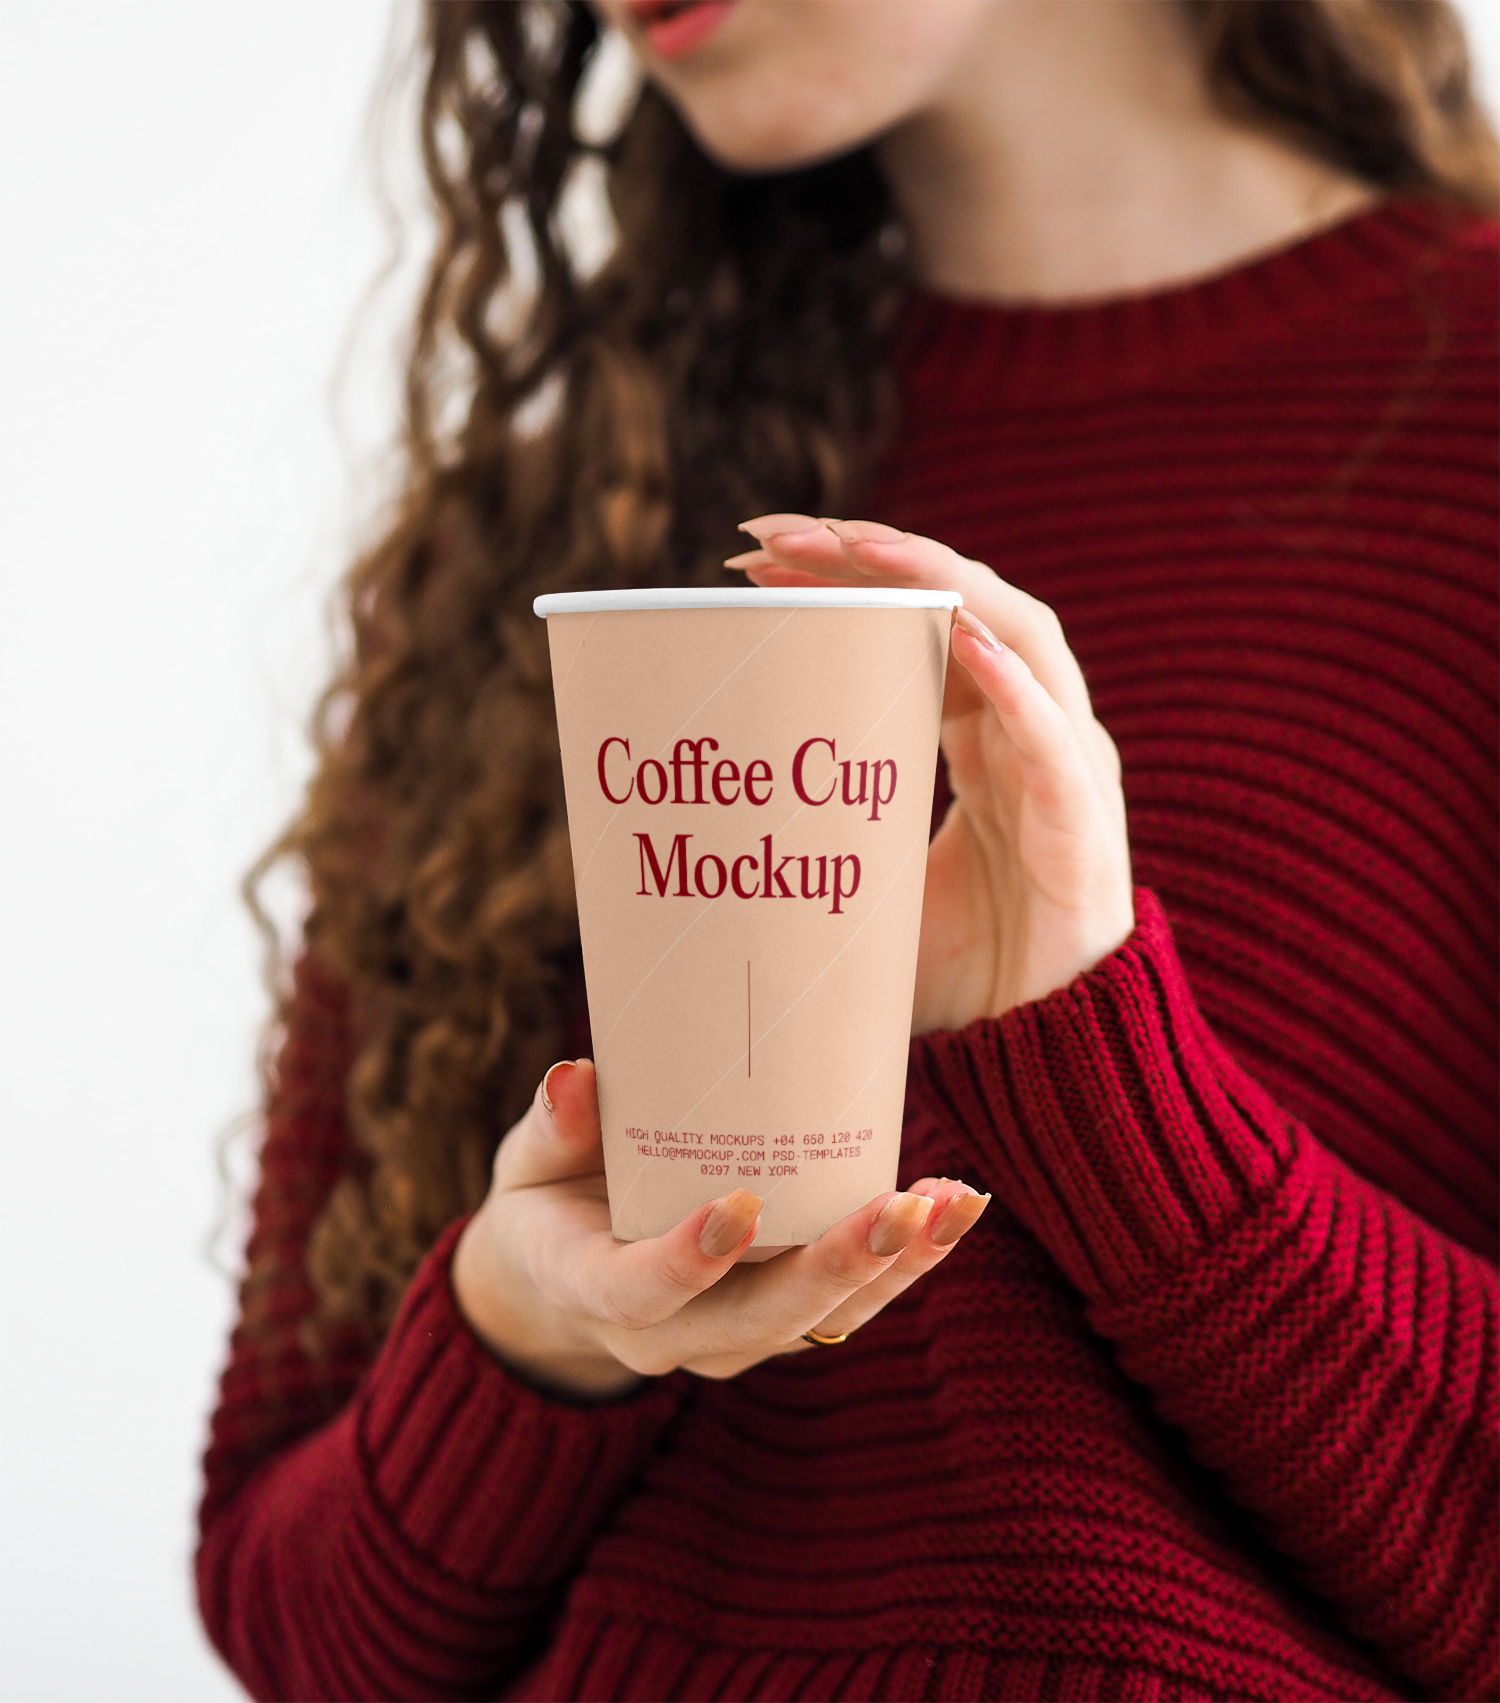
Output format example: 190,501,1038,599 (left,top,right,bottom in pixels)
930,1191,991,1246
723,549,767,569
826,519,908,546
738,513,820,541
699,1189,763,1257
539,1060,574,1118
868,1192,934,1257
953,606,1005,653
